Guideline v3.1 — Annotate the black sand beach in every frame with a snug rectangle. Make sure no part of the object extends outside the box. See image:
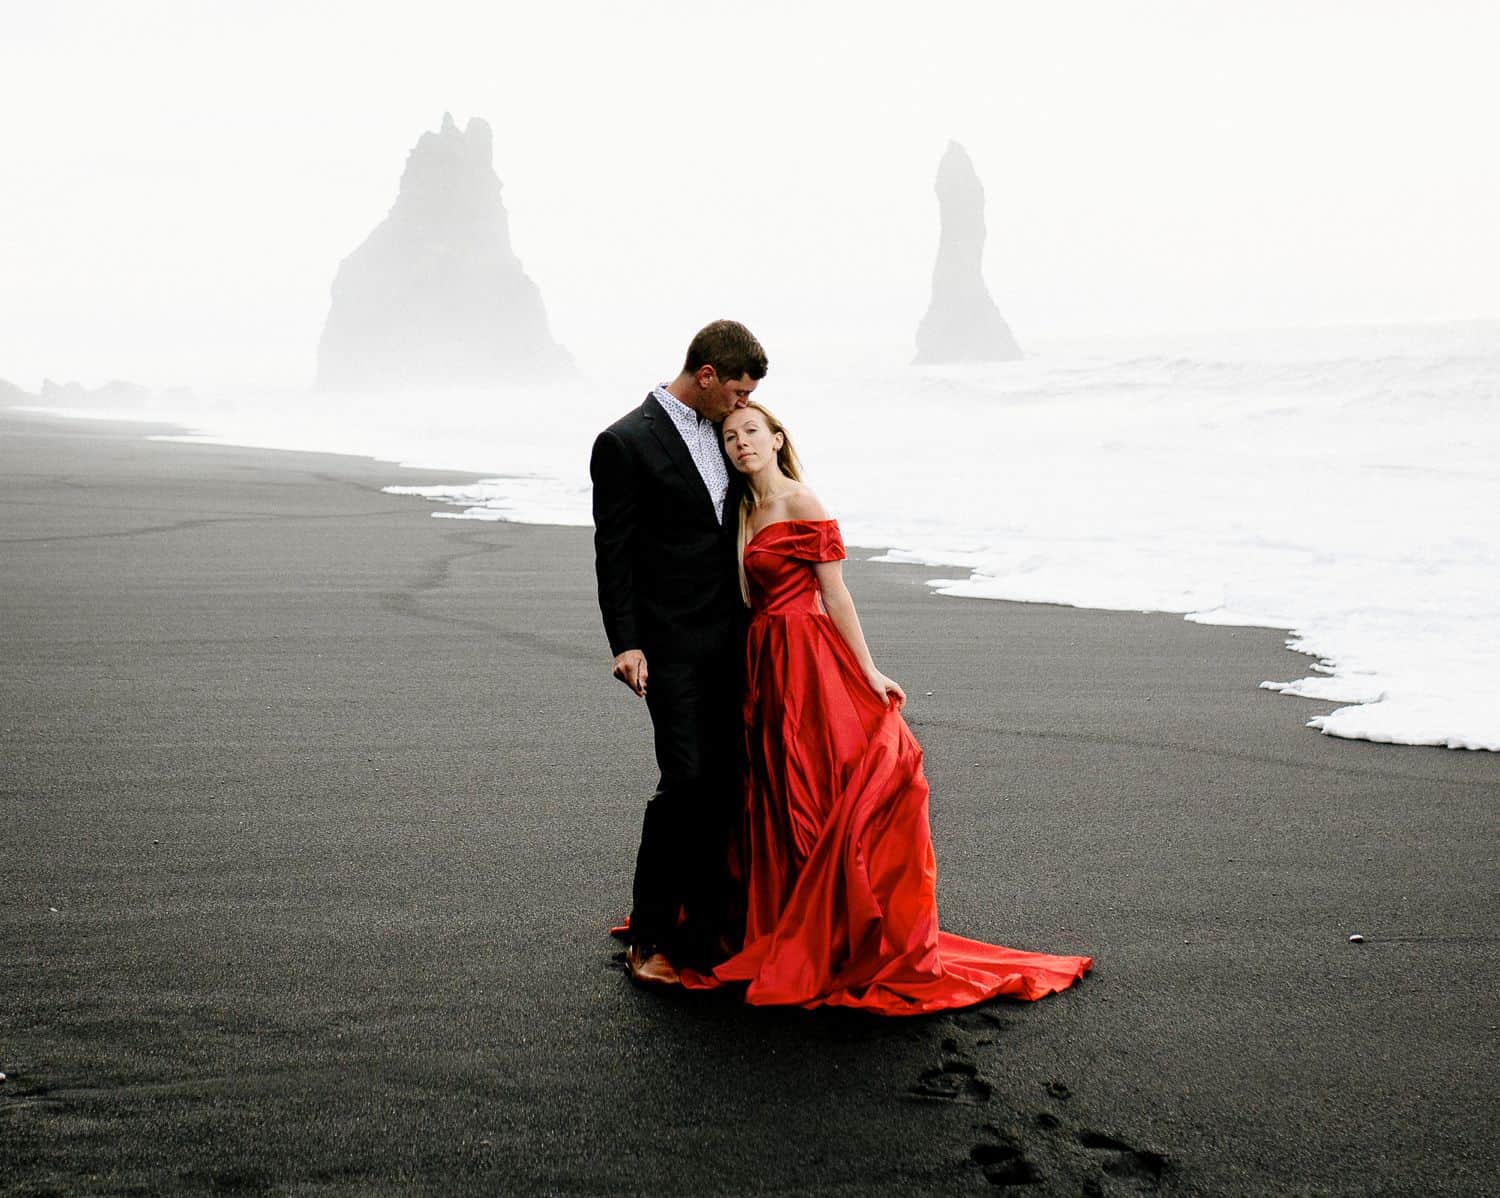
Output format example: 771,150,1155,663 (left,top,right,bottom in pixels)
3,406,1496,1196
